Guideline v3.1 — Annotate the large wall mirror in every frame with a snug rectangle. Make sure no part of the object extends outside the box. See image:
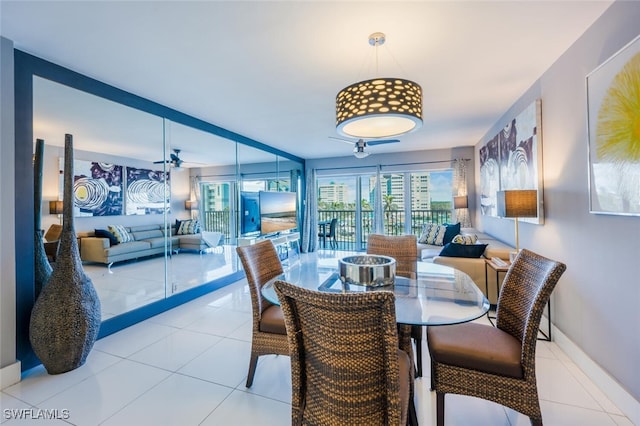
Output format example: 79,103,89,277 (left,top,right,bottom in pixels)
16,50,304,370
